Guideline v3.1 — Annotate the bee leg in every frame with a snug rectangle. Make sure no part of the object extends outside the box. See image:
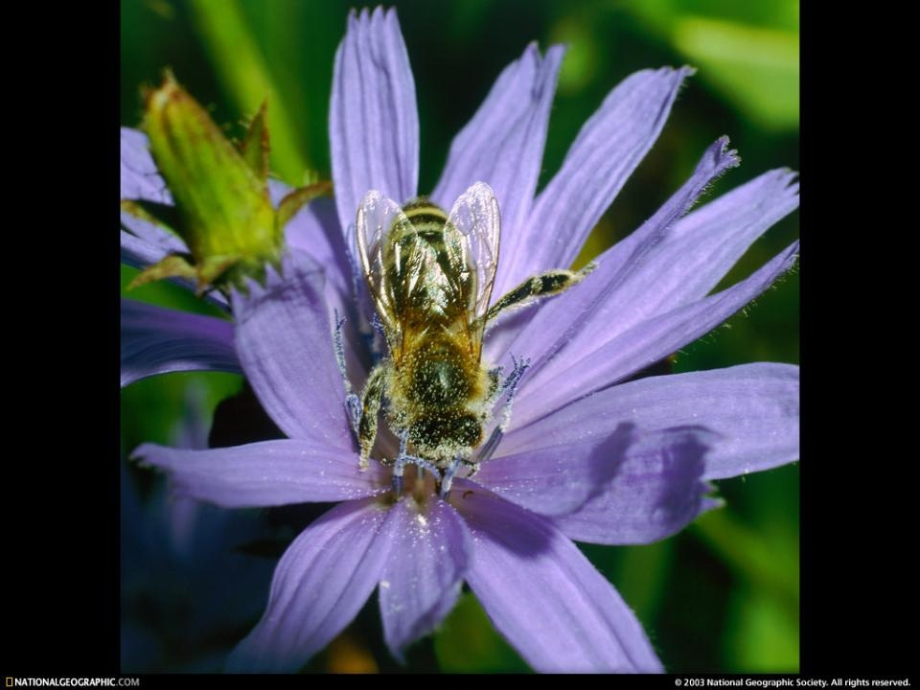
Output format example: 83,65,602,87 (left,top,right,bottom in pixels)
477,355,531,465
483,266,594,326
393,429,441,495
501,354,531,396
358,364,386,469
332,309,350,386
486,366,503,403
333,310,363,435
439,456,464,499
